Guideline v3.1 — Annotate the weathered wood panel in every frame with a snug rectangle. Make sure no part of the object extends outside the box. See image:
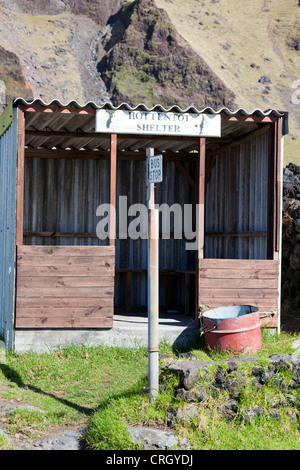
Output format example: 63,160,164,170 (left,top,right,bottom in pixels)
17,297,113,308
17,246,115,256
15,246,115,328
199,259,279,328
17,317,113,328
16,307,112,318
17,277,114,288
